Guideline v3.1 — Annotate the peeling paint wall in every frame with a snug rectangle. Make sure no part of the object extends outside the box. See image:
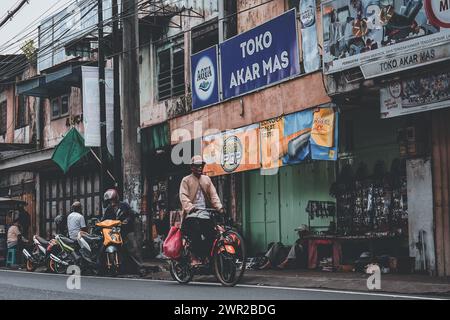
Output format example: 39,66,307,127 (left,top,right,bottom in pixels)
407,158,436,275
237,0,285,32
42,87,84,148
0,65,37,145
139,1,219,127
